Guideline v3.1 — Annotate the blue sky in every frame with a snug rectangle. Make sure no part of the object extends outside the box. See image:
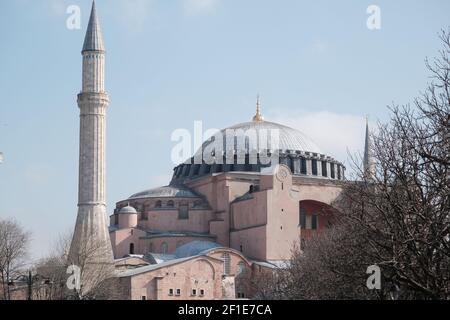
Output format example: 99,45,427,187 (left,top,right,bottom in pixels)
0,0,449,260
